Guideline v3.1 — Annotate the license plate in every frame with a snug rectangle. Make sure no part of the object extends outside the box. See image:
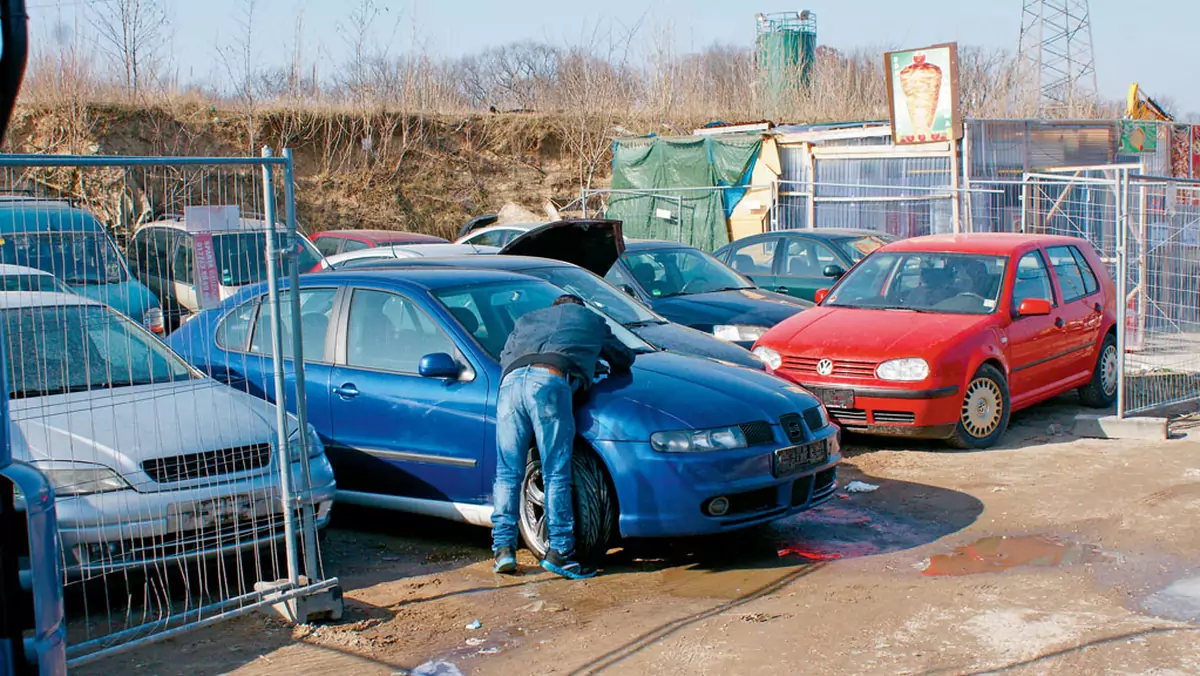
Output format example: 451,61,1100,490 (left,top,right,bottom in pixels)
177,496,267,529
812,387,855,409
773,440,829,477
